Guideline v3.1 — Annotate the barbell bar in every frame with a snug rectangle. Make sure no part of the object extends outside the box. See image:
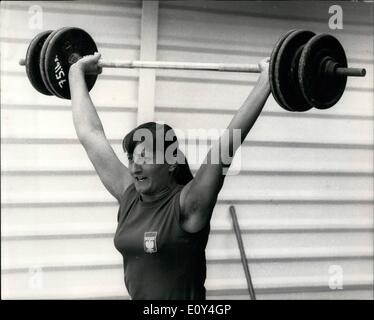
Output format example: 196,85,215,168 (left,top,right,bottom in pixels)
18,27,366,111
19,58,262,72
19,57,365,76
